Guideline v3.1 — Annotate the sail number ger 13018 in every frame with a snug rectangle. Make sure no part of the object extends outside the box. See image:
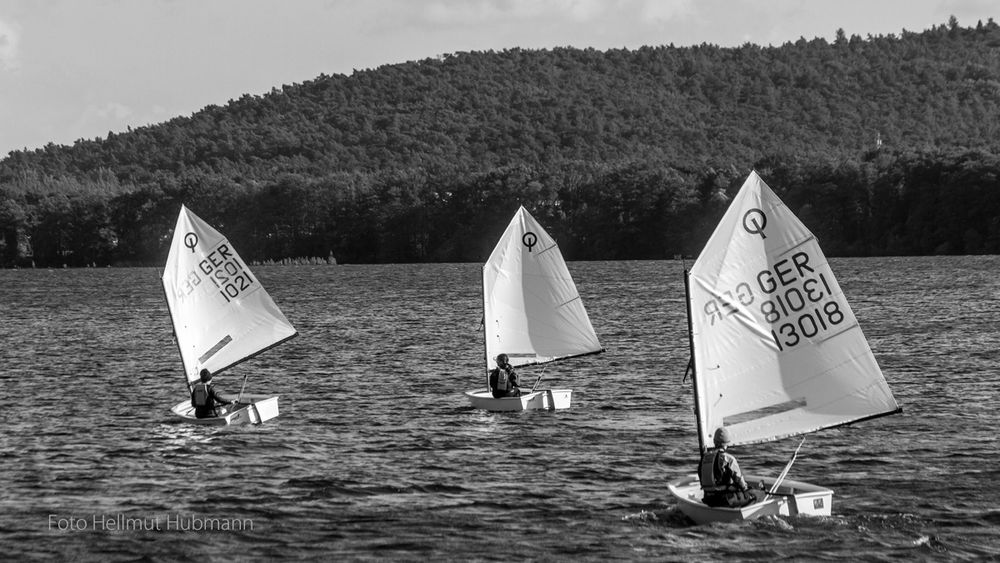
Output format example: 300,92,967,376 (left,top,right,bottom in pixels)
700,250,847,351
